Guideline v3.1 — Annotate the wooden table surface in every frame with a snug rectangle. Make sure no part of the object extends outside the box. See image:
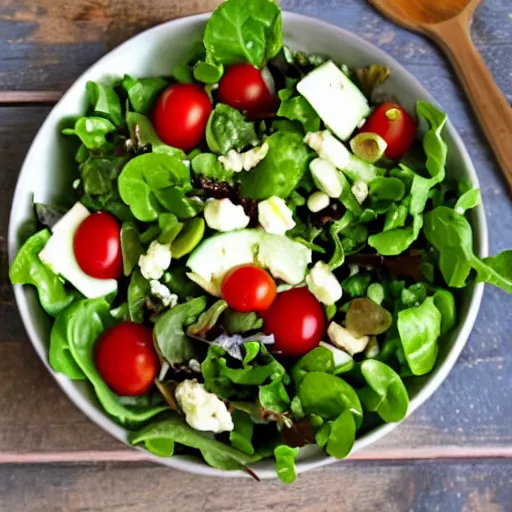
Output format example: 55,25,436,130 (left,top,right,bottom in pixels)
1,0,511,510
